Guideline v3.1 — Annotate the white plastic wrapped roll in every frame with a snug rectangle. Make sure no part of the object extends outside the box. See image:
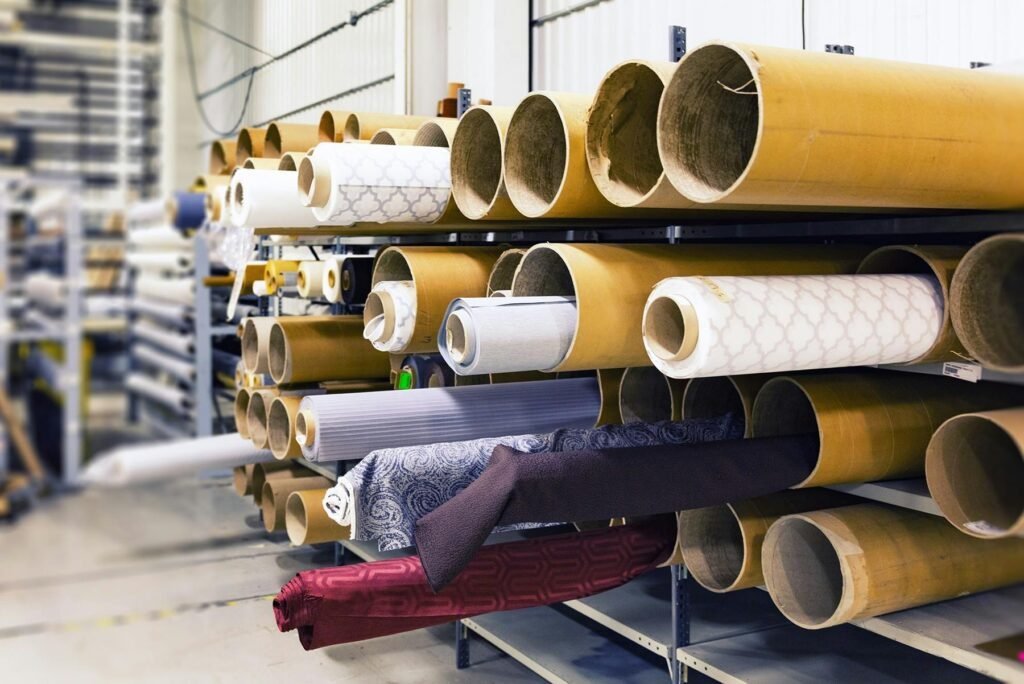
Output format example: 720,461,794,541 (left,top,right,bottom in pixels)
128,226,190,250
135,276,194,305
126,252,193,272
230,168,319,229
132,319,194,357
642,274,944,379
126,372,192,412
